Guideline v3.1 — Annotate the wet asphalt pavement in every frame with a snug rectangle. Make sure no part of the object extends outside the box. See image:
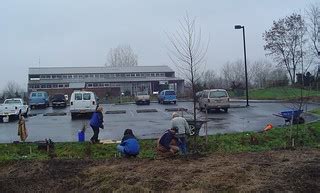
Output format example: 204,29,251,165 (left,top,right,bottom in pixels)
0,101,319,143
